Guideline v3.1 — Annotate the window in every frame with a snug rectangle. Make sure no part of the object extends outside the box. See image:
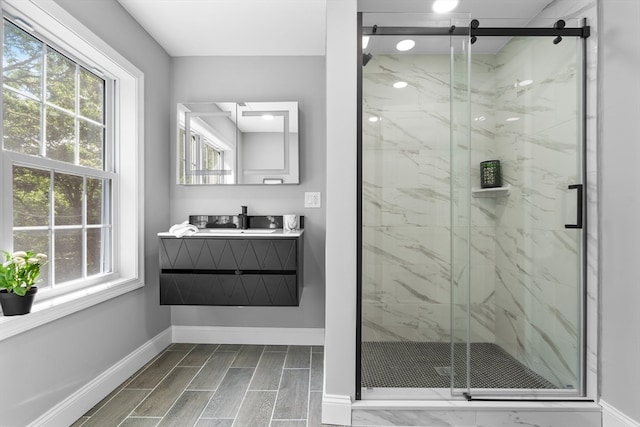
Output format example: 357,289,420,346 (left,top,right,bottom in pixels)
3,20,113,292
0,0,144,338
